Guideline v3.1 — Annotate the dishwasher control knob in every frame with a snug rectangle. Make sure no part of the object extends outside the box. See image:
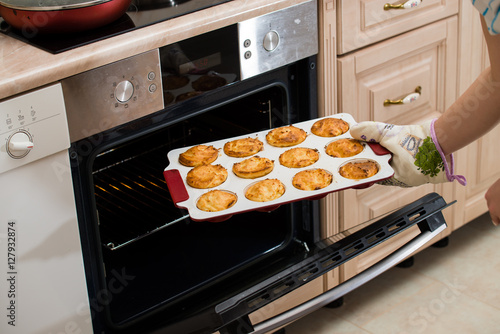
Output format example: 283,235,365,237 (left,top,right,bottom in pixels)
7,130,34,159
263,31,280,52
115,80,134,103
